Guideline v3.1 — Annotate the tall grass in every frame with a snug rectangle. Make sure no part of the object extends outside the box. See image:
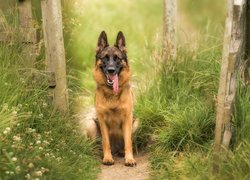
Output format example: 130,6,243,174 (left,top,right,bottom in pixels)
1,0,249,179
0,25,99,180
133,0,250,179
134,34,250,180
